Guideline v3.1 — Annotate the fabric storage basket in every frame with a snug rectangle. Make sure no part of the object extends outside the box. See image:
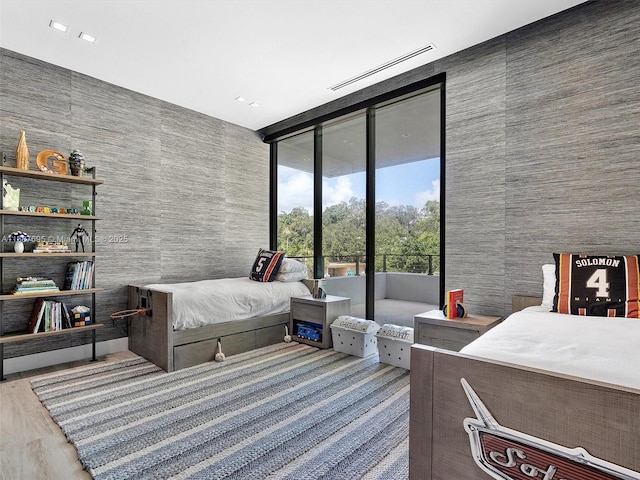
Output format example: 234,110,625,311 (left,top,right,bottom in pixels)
330,316,380,357
376,324,414,369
